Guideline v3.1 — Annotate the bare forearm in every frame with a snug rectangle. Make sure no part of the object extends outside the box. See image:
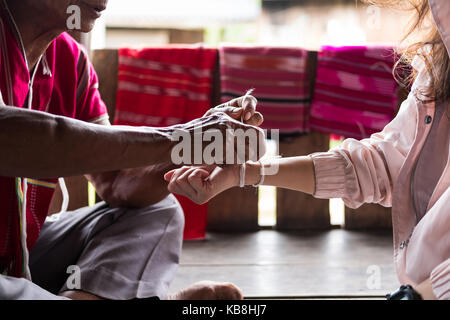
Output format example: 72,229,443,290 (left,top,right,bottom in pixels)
164,156,316,205
244,156,315,194
0,106,174,178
